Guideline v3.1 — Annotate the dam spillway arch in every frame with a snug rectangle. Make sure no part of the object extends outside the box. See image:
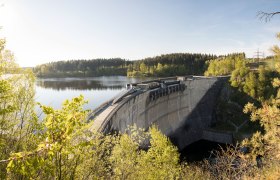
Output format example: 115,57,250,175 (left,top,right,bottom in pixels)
89,76,233,150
